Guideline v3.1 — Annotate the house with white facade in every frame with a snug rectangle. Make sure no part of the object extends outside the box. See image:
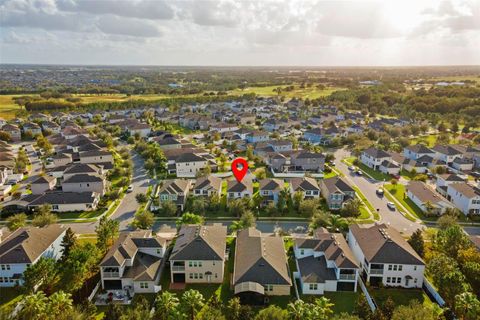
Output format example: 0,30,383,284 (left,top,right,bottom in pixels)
406,181,454,216
319,177,355,210
403,145,435,161
62,174,106,196
435,174,465,197
100,230,172,294
175,153,208,178
25,192,100,212
30,175,57,195
348,224,425,288
193,176,222,197
0,225,66,287
446,183,480,216
227,177,253,200
360,147,392,171
432,145,463,164
294,228,359,294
